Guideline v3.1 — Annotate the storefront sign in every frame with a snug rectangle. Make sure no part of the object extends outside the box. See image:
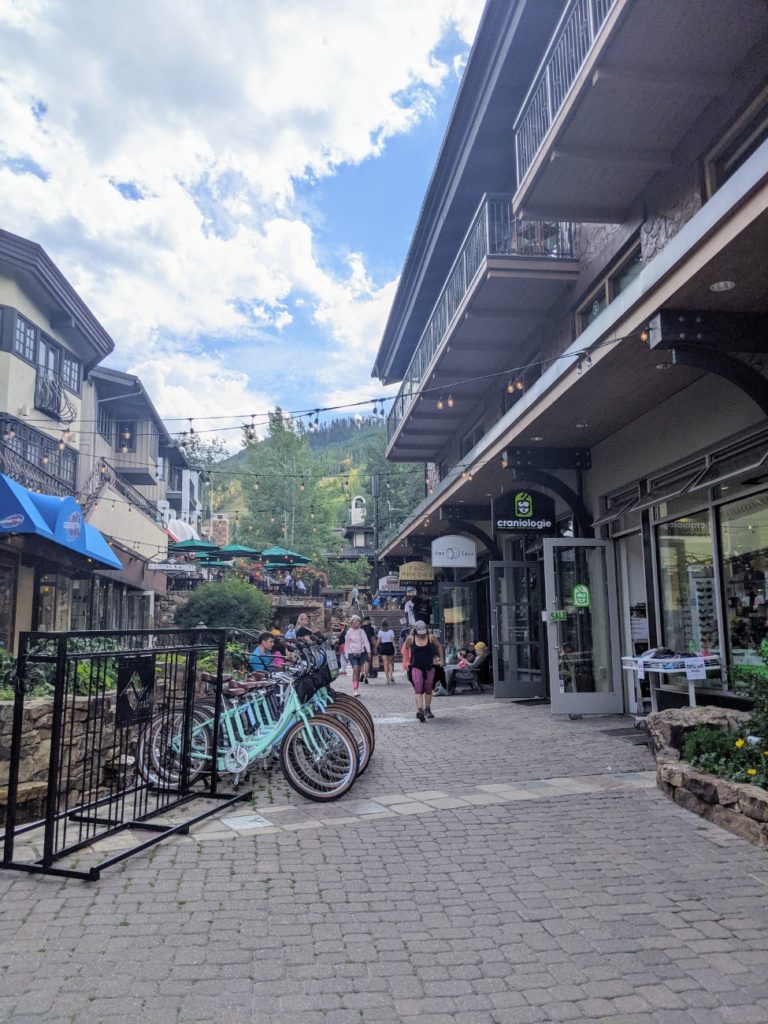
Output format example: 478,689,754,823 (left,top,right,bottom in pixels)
550,610,567,622
573,584,590,608
378,575,401,592
398,561,434,582
430,535,477,568
148,562,199,574
495,490,555,534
